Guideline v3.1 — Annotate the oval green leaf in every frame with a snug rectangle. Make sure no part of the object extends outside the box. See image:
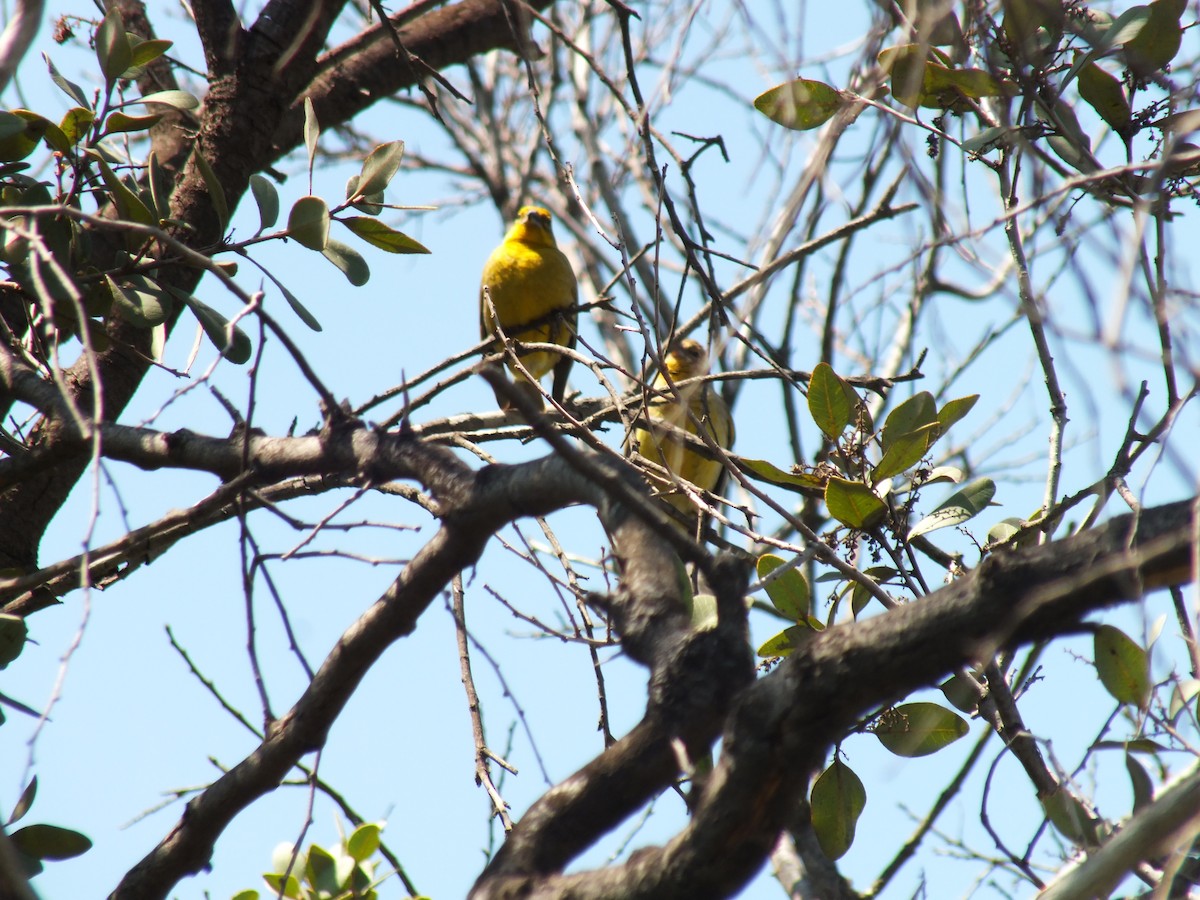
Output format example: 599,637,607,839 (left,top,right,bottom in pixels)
873,702,969,757
250,174,280,231
1094,624,1151,708
102,111,162,136
193,150,229,235
322,238,370,286
0,613,28,667
96,7,133,84
136,89,200,110
808,362,853,439
355,140,405,198
1077,60,1131,134
810,759,866,860
754,79,846,131
287,195,330,250
166,285,253,364
826,477,886,530
10,823,92,860
907,477,995,539
1123,0,1185,77
756,624,811,658
756,554,809,622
